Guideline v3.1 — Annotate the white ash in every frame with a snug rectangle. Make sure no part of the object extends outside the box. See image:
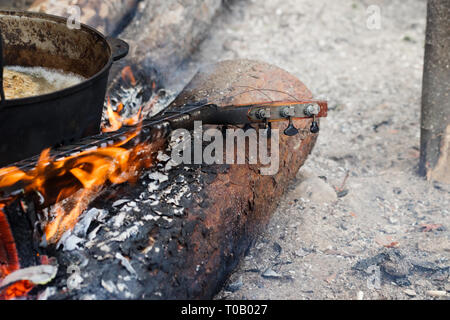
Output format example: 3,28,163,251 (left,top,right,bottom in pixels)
58,233,84,252
112,199,130,207
73,208,104,238
147,181,160,193
99,244,111,253
42,138,207,299
111,211,127,229
115,252,137,277
0,265,58,288
101,279,118,295
147,171,169,183
157,151,171,162
150,200,160,206
127,201,137,207
109,223,142,242
142,214,159,221
166,185,189,206
87,225,102,241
